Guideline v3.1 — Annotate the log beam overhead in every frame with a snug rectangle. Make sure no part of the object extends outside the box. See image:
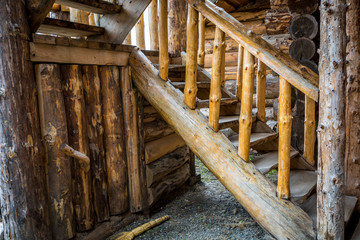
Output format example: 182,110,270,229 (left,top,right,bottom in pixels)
56,0,122,14
26,0,57,32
